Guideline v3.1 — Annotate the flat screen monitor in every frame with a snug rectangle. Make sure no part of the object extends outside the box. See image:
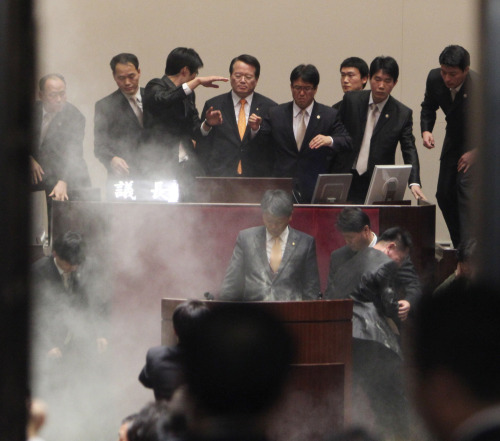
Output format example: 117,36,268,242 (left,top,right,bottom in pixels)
364,165,412,205
311,174,353,204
